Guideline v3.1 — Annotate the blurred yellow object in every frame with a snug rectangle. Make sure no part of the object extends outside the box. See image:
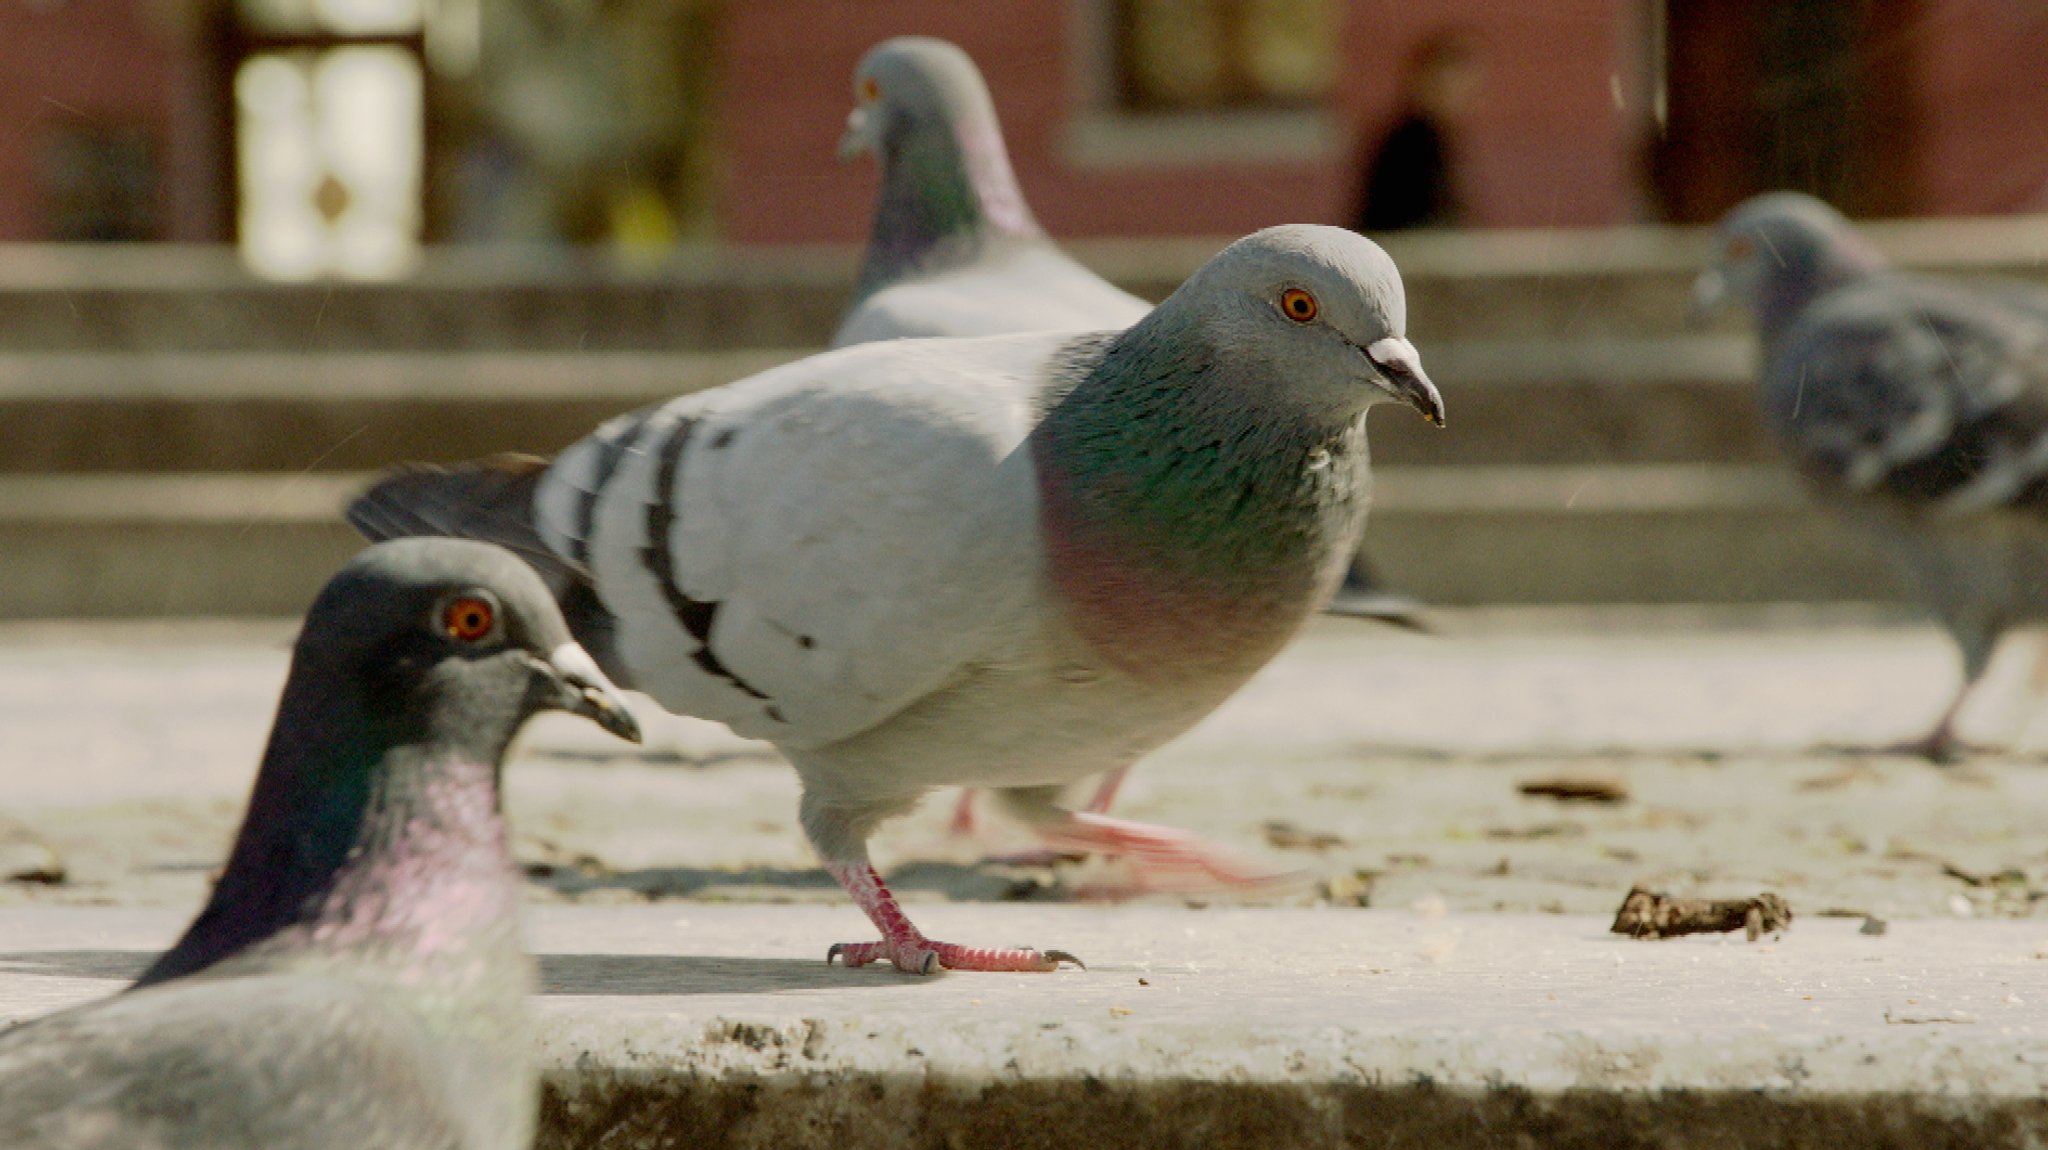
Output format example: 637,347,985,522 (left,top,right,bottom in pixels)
609,186,679,269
